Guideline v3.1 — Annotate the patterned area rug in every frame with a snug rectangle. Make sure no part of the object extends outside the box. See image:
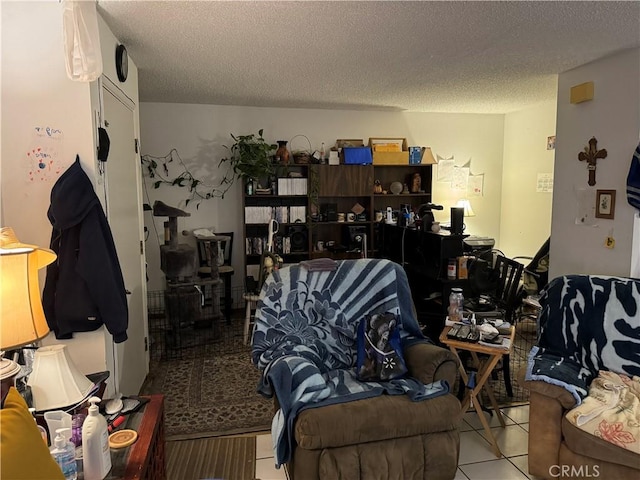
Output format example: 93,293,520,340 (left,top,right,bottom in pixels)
141,317,273,440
